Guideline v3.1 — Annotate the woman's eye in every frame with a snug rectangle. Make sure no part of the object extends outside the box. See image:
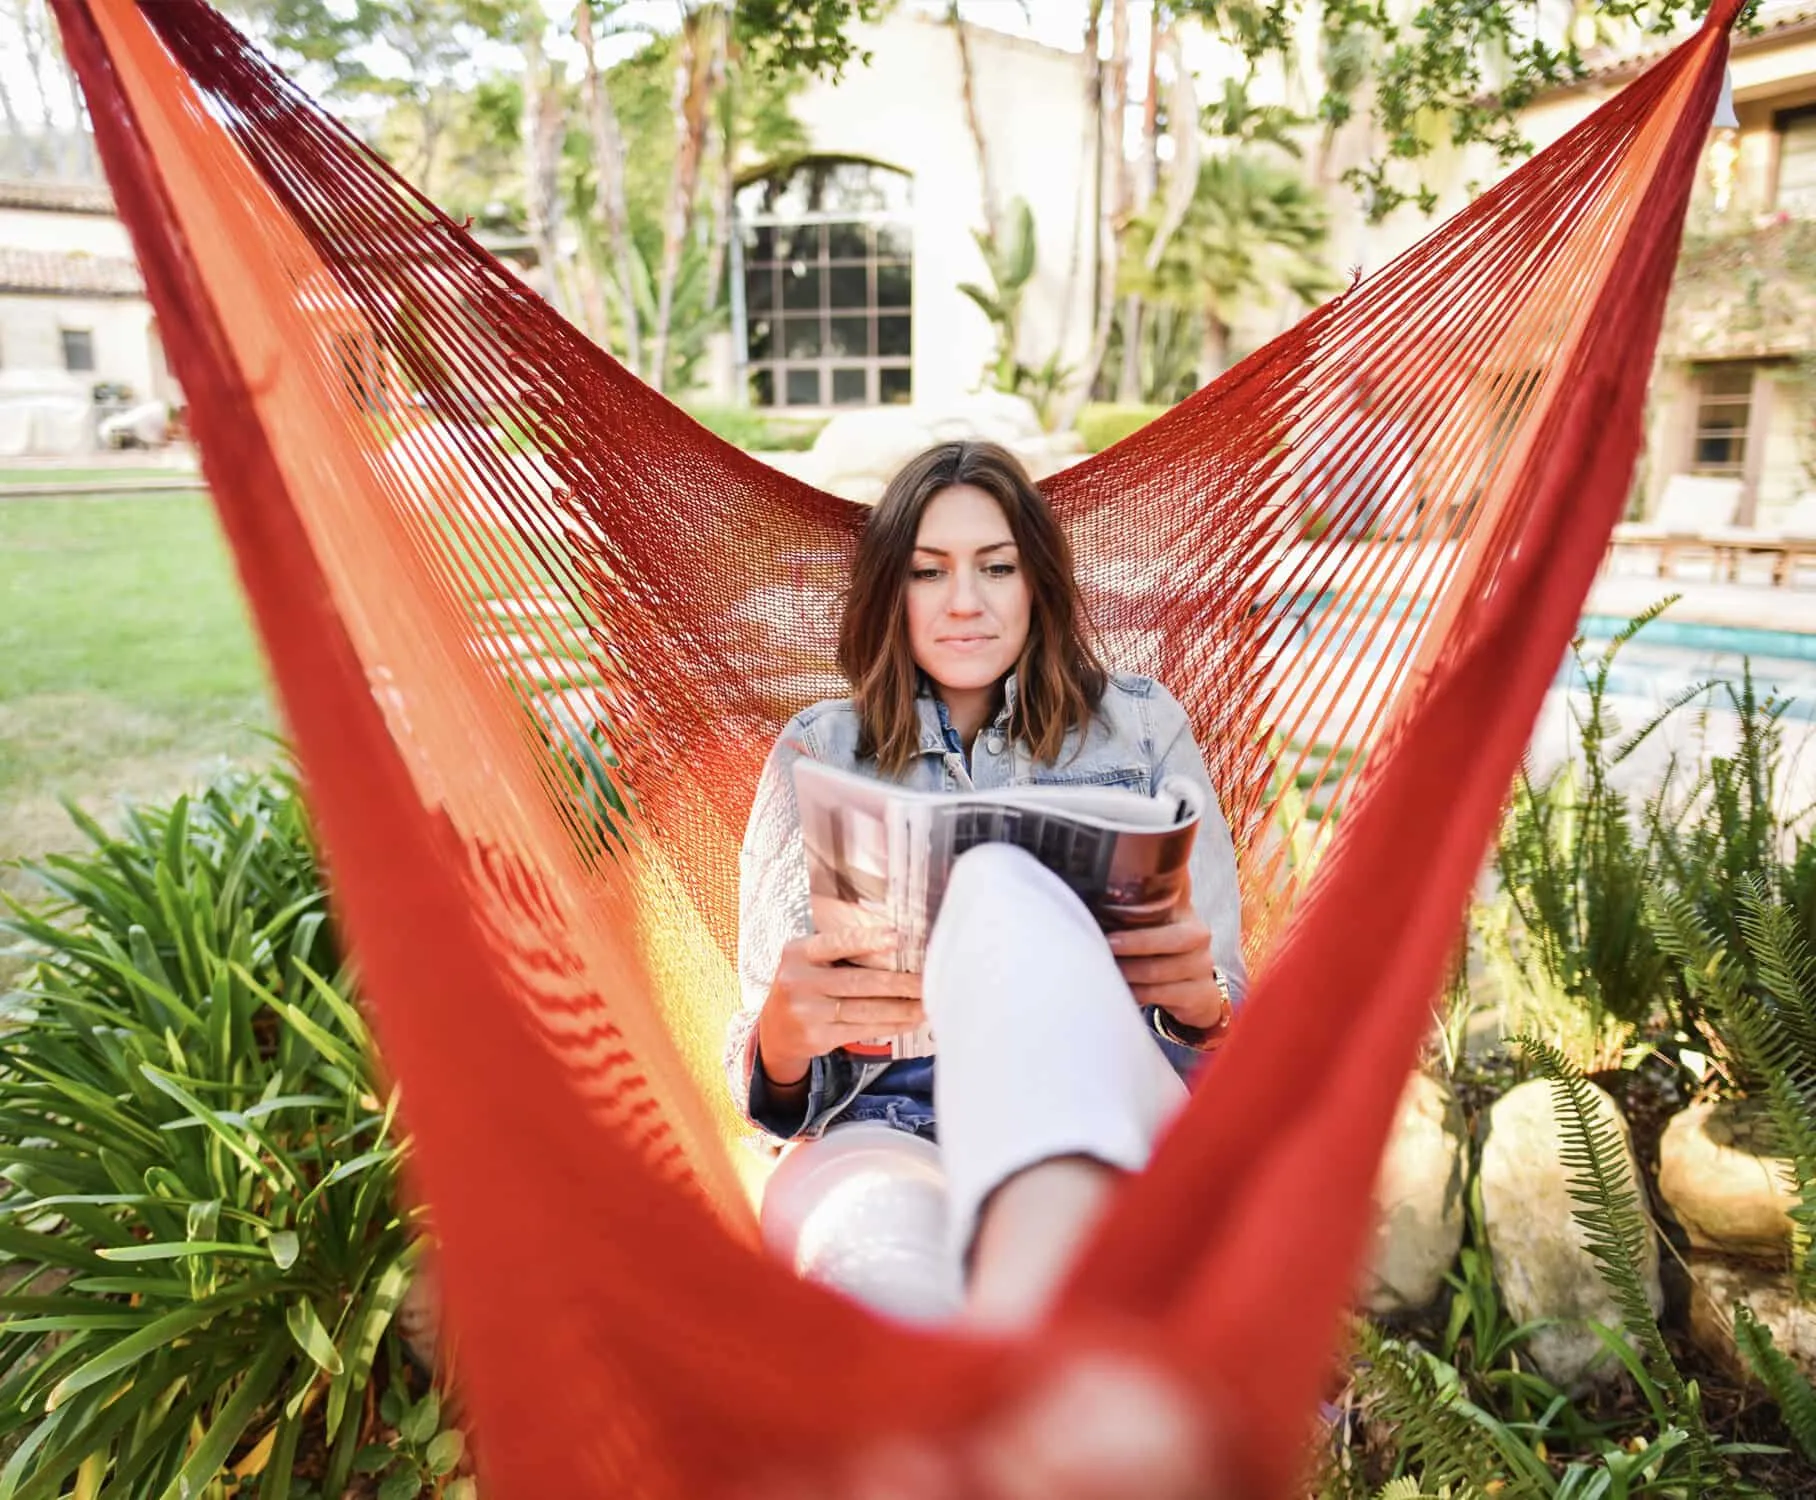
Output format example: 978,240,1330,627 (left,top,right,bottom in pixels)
984,563,1018,578
911,567,944,582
